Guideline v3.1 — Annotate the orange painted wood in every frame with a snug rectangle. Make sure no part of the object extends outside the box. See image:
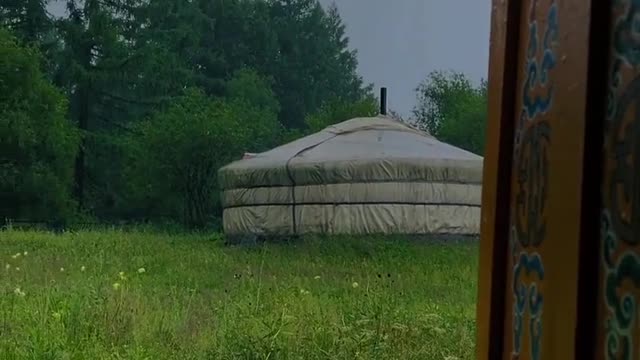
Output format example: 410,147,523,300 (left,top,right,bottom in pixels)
502,2,594,359
476,0,521,358
477,0,605,359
